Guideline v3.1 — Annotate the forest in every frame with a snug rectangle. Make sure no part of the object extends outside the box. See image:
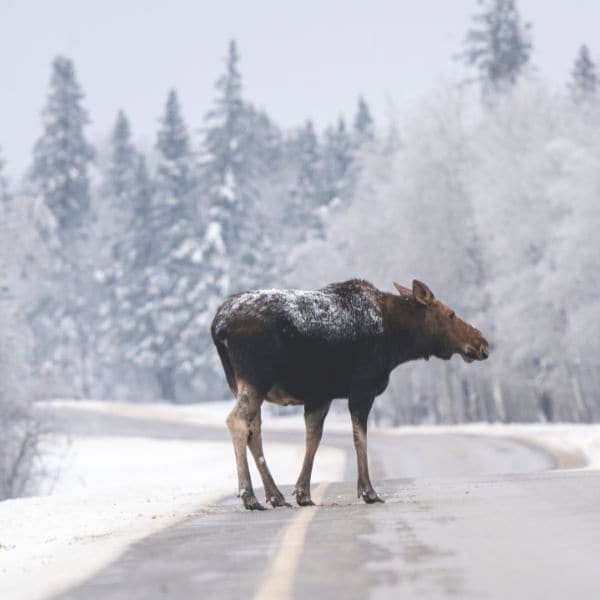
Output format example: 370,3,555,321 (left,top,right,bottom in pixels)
1,0,600,497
